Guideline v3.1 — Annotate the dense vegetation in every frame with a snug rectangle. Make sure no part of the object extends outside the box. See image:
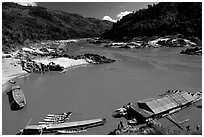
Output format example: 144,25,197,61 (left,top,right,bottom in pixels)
2,2,112,52
101,2,202,43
